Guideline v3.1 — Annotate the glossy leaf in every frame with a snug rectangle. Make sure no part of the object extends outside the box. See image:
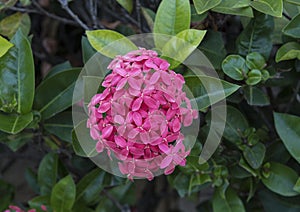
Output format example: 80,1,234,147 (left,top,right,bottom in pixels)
34,68,81,120
0,180,14,211
0,29,35,114
86,30,138,58
0,35,13,57
28,196,50,211
0,12,31,38
81,36,97,64
161,29,207,68
282,14,300,38
237,12,274,59
44,111,73,142
116,0,133,13
250,0,283,17
246,69,262,85
0,0,17,10
222,55,248,80
212,187,246,212
0,112,33,134
38,153,58,195
141,7,155,31
274,112,300,164
154,0,190,35
243,142,266,169
243,86,270,106
0,131,33,151
72,119,98,157
294,178,300,193
285,0,300,5
51,175,76,212
275,42,300,62
44,61,72,80
198,30,226,69
193,0,222,14
184,75,240,110
262,162,299,197
246,52,266,69
76,169,106,204
212,0,253,17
